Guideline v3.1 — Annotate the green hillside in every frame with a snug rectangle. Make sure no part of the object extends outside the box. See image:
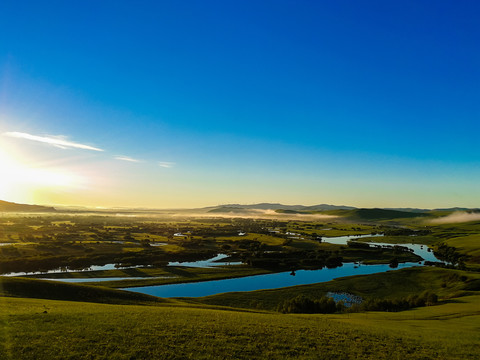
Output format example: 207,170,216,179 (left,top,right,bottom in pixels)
0,276,162,305
323,208,430,220
1,294,479,360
